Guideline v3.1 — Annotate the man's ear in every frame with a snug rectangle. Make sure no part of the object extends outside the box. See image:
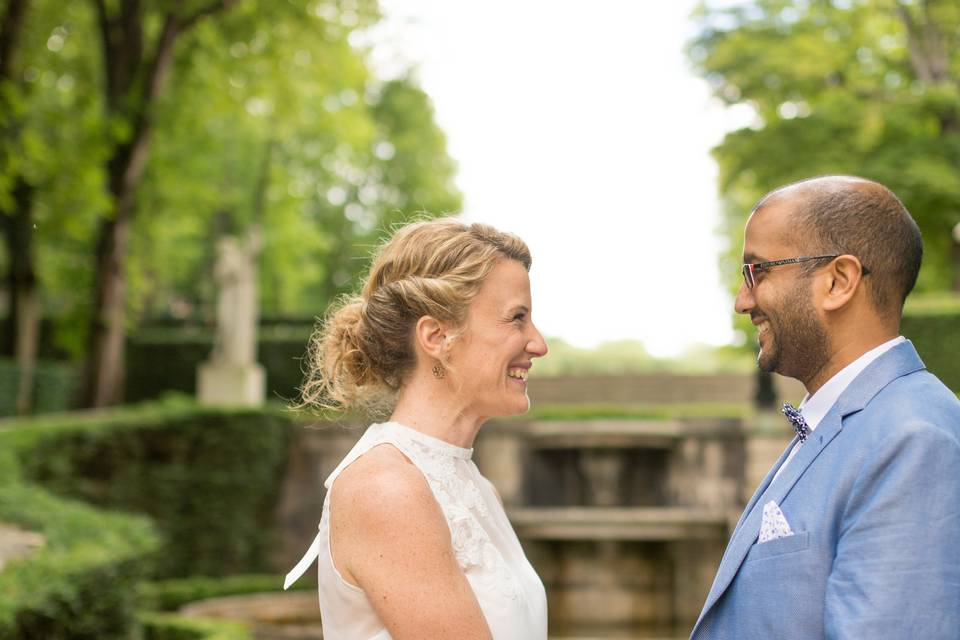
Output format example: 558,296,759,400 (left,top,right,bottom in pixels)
413,315,448,361
821,255,866,311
